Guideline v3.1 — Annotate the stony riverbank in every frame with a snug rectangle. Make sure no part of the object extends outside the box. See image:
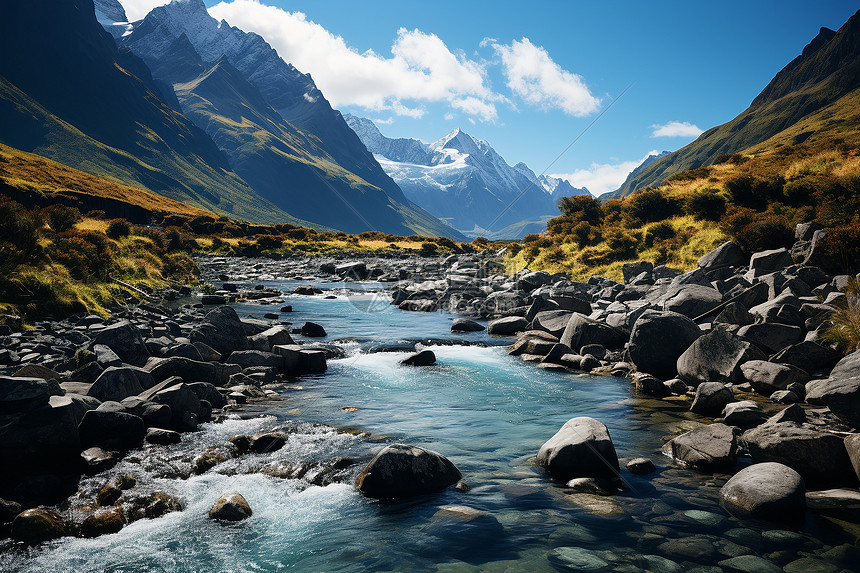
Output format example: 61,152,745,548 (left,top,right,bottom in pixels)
1,231,860,563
